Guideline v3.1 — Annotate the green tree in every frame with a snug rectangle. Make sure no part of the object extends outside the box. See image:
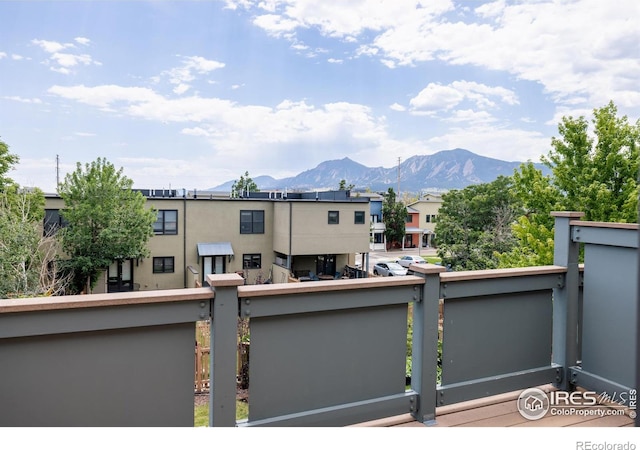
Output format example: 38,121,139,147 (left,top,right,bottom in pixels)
231,171,259,197
0,185,71,298
495,162,560,267
498,101,639,267
338,179,354,191
58,158,157,293
0,138,69,298
0,137,19,189
543,101,639,222
435,176,522,270
382,187,407,248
